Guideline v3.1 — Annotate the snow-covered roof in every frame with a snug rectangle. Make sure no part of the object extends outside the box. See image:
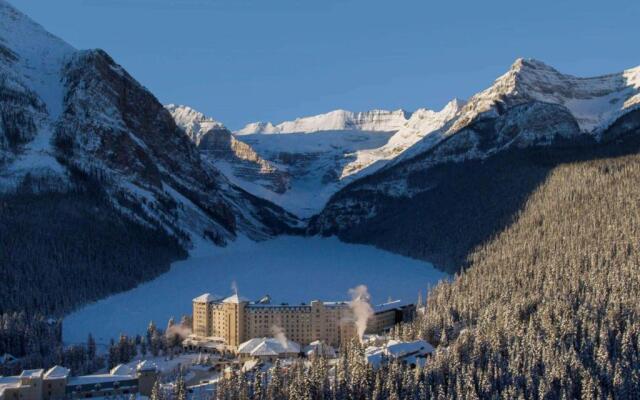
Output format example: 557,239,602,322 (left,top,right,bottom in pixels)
365,346,385,367
250,342,279,356
20,369,44,379
385,340,434,358
136,360,158,372
110,364,135,377
0,376,21,397
373,299,412,313
223,294,248,304
237,338,301,356
193,293,219,303
44,366,70,379
365,340,435,368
